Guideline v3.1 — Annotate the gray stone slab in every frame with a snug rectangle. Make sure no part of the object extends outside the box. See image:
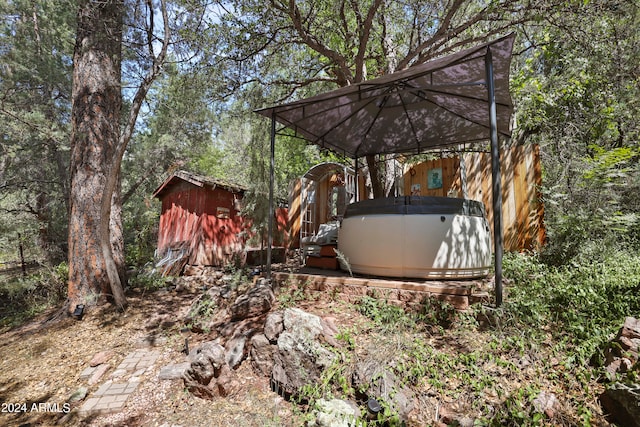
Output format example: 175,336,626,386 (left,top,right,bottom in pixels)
158,362,191,380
